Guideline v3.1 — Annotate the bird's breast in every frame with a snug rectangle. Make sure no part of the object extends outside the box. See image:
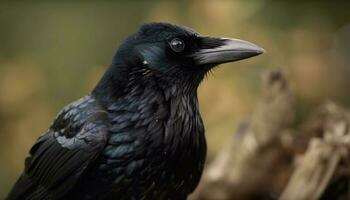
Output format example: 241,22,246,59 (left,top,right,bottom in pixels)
99,92,207,198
